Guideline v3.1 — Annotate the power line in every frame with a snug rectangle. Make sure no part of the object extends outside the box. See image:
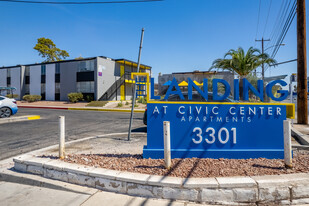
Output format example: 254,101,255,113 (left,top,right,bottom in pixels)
0,0,163,4
267,0,286,47
270,0,296,59
268,0,291,48
262,0,272,37
255,0,262,44
269,0,294,56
